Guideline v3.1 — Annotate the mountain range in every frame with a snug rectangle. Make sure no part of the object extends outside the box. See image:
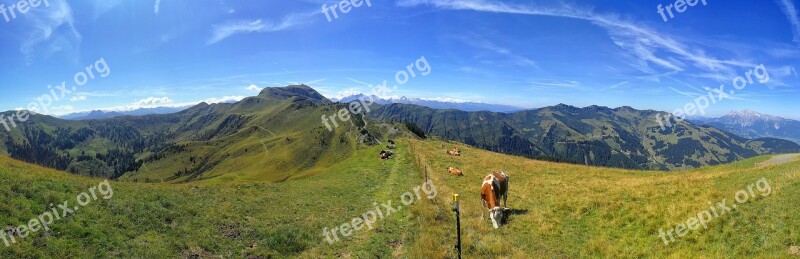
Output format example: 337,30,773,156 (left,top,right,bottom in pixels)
336,96,800,146
367,103,800,170
0,85,796,180
333,94,523,113
0,85,395,181
58,106,192,120
697,110,800,143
